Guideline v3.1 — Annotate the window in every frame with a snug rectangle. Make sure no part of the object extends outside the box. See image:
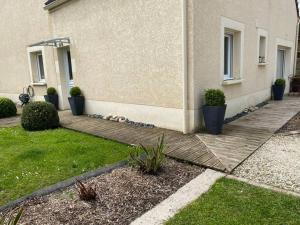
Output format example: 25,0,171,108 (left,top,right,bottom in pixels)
221,17,244,84
36,53,45,82
257,28,268,65
27,46,47,85
224,34,233,80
